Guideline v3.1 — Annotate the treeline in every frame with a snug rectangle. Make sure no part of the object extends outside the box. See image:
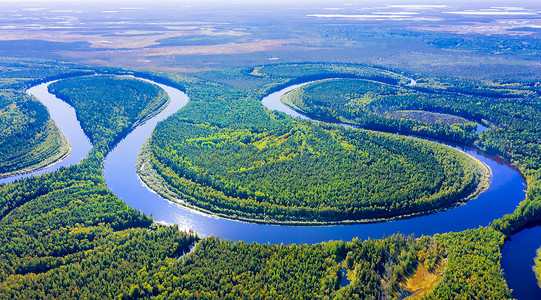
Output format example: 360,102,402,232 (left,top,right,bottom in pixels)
148,111,486,223
424,32,541,56
535,247,541,288
0,57,95,90
0,89,68,178
428,228,511,299
0,152,197,299
135,64,410,131
280,78,480,144
251,63,541,237
48,75,169,151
